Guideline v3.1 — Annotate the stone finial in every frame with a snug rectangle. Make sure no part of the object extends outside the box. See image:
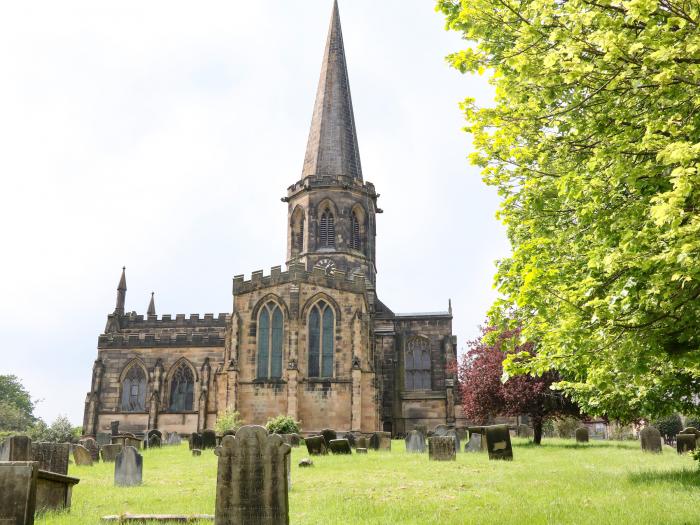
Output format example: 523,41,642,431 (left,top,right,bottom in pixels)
115,267,127,315
147,292,156,316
